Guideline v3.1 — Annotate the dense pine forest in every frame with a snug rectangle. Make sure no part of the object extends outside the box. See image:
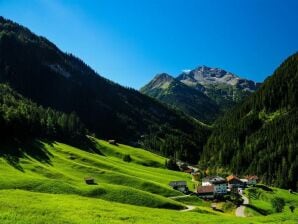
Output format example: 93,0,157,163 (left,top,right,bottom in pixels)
0,84,86,143
200,53,298,190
